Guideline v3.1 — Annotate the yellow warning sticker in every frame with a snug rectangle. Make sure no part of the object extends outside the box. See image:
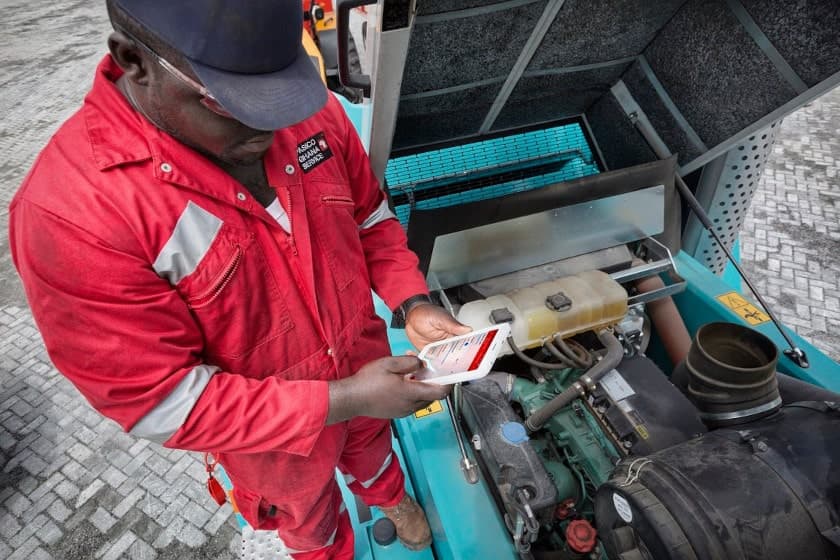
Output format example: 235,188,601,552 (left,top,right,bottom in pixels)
414,400,444,418
716,292,771,325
